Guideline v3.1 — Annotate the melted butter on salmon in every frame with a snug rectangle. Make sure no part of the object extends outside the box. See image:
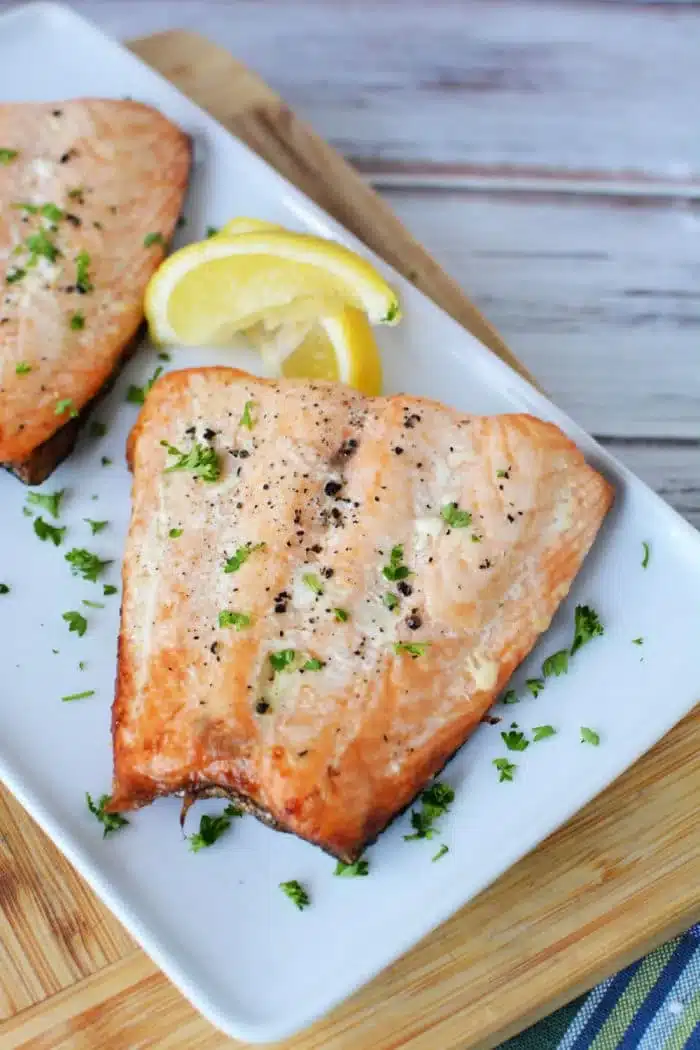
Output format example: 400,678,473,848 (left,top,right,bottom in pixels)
111,367,613,861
